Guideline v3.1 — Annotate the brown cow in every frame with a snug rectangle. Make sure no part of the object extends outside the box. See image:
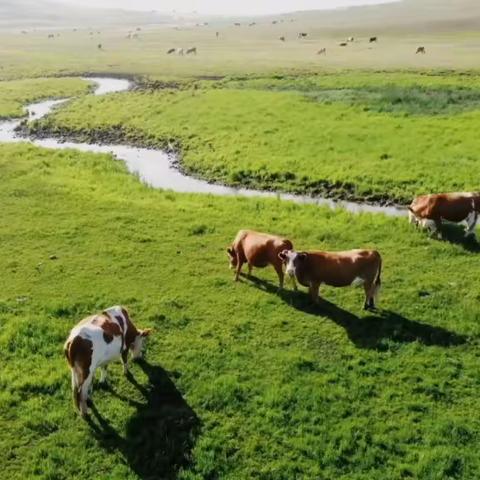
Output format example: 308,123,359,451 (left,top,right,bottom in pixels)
416,46,426,54
227,230,294,289
279,249,382,309
409,192,480,238
64,306,152,417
